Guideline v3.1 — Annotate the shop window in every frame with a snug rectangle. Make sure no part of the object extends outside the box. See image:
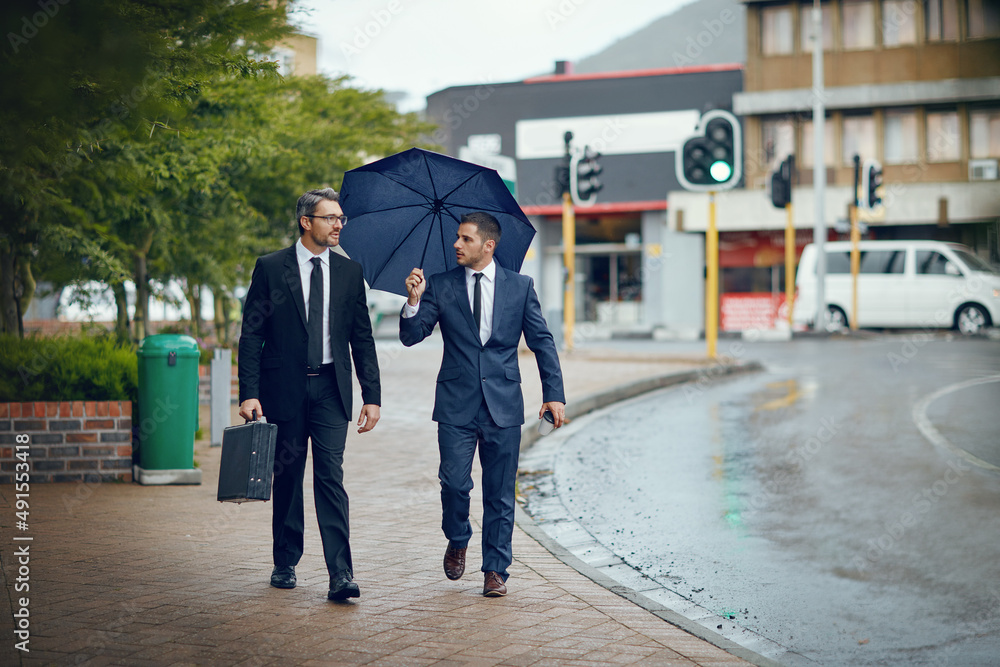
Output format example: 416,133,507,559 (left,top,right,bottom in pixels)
842,115,876,166
926,111,960,162
925,0,959,41
842,0,876,49
762,4,794,54
883,0,918,46
800,2,834,51
970,109,1000,159
801,118,836,167
968,0,1000,38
